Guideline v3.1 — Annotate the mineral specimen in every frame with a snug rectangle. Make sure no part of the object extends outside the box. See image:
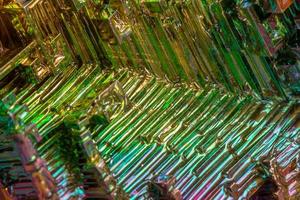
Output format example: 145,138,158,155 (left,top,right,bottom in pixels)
0,0,299,199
